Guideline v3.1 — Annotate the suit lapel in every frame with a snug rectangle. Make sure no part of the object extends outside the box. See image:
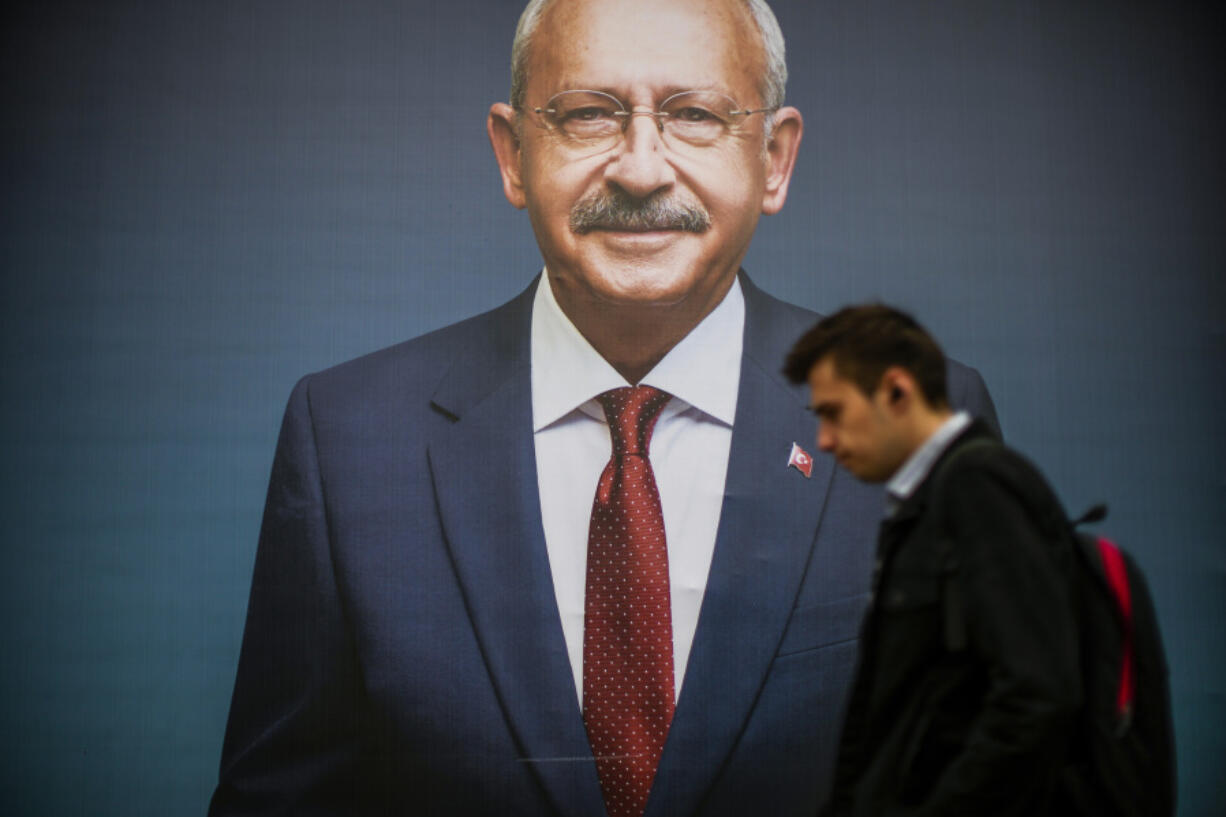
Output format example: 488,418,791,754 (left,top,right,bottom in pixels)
646,281,837,817
427,285,605,817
